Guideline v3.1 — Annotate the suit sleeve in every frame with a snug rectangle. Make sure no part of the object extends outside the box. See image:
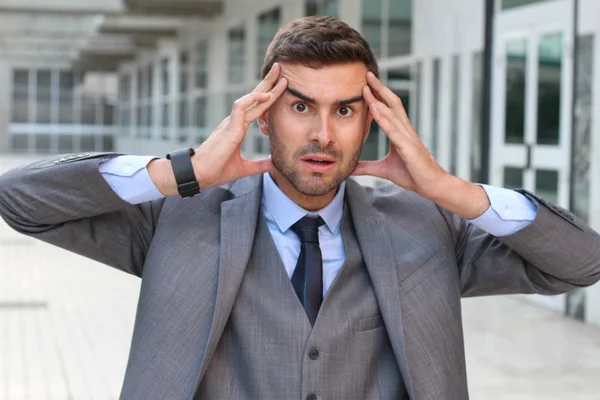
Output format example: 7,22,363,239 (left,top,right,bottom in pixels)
0,152,165,278
439,190,600,297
